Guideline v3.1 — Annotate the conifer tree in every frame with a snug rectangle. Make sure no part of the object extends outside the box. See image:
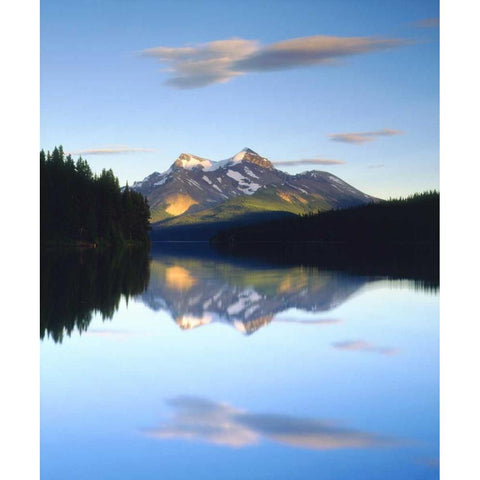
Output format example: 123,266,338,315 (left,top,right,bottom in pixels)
40,146,151,246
